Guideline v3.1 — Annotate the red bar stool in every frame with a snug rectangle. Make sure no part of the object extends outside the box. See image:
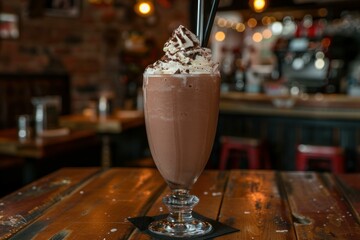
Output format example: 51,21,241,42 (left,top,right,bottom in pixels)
296,144,345,173
219,136,270,170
